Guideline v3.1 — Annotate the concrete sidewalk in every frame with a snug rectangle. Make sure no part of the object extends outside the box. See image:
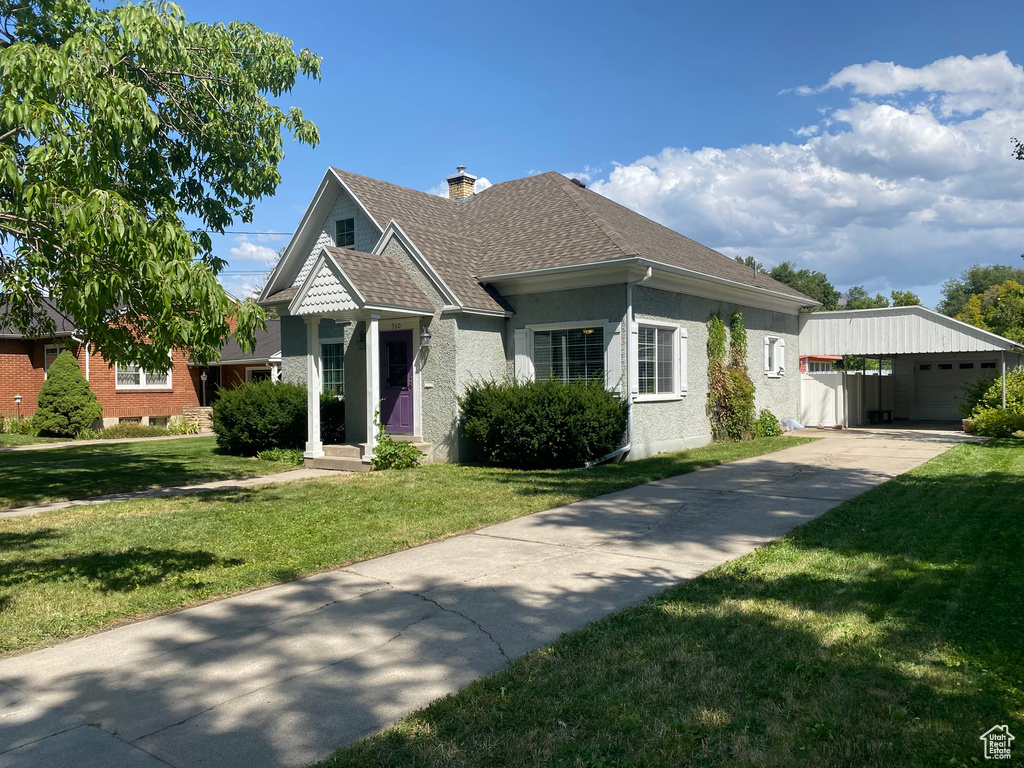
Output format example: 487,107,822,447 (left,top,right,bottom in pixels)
0,467,342,519
0,434,958,768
